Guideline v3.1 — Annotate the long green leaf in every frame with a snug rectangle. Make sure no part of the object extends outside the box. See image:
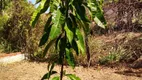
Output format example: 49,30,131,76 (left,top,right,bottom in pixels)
73,2,90,22
75,28,85,54
50,0,60,12
87,0,106,28
44,15,52,32
31,0,50,27
72,40,79,55
35,0,41,4
41,73,50,80
41,71,57,80
39,32,48,46
94,16,105,29
65,48,75,68
39,25,52,46
55,34,62,51
52,76,60,80
69,13,77,27
48,63,55,71
49,9,65,40
66,74,81,80
64,23,73,44
76,18,90,35
43,38,56,57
